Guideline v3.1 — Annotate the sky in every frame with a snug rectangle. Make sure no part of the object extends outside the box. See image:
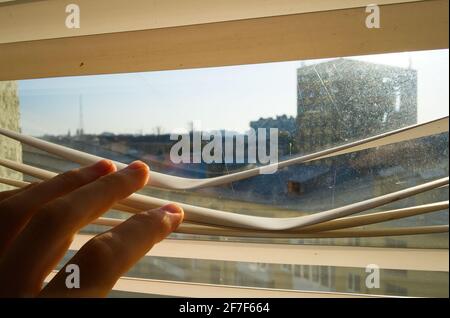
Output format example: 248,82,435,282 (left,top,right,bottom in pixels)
18,49,449,136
